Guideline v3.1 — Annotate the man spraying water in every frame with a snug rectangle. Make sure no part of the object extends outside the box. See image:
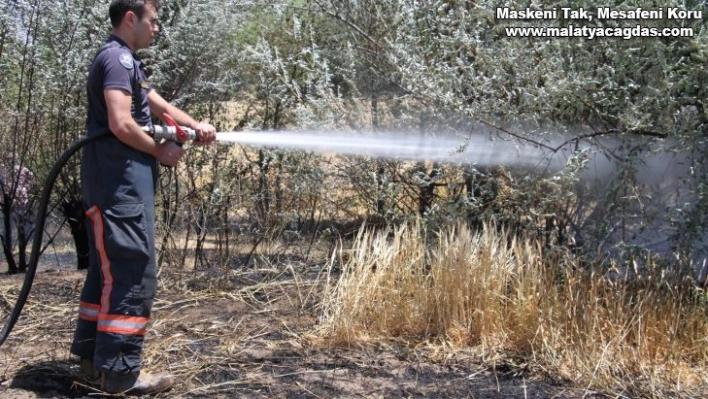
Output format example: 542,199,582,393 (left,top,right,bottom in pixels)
70,0,216,395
